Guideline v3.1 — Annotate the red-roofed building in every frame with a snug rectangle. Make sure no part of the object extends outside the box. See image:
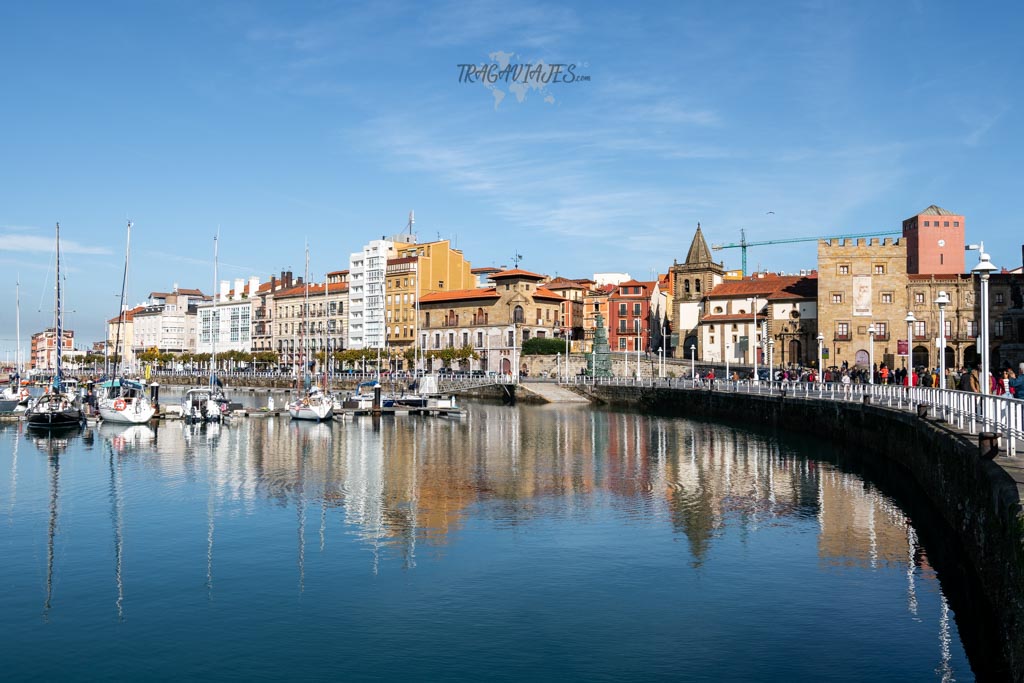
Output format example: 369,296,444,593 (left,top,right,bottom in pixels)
271,274,350,369
418,269,566,376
